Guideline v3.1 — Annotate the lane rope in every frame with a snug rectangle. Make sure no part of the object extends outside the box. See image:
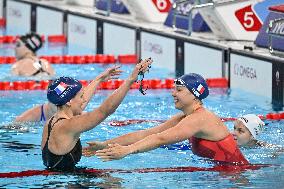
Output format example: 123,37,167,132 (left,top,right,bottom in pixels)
0,164,270,178
109,114,284,126
0,78,228,90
